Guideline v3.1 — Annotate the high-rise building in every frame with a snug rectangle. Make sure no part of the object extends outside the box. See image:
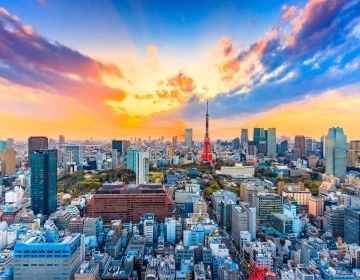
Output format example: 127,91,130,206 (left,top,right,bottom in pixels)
30,149,57,215
6,138,14,148
28,136,48,166
348,140,360,168
324,206,345,239
266,128,276,157
111,140,123,155
136,151,149,185
325,127,347,177
111,149,118,168
309,196,324,216
143,213,155,244
0,148,16,176
14,233,84,280
232,137,240,150
126,147,138,172
294,135,306,158
279,140,289,155
0,140,7,152
253,128,265,145
172,136,178,147
64,144,84,164
305,137,313,156
344,208,360,245
255,193,283,222
240,128,249,152
231,203,256,245
58,135,65,146
185,128,193,148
